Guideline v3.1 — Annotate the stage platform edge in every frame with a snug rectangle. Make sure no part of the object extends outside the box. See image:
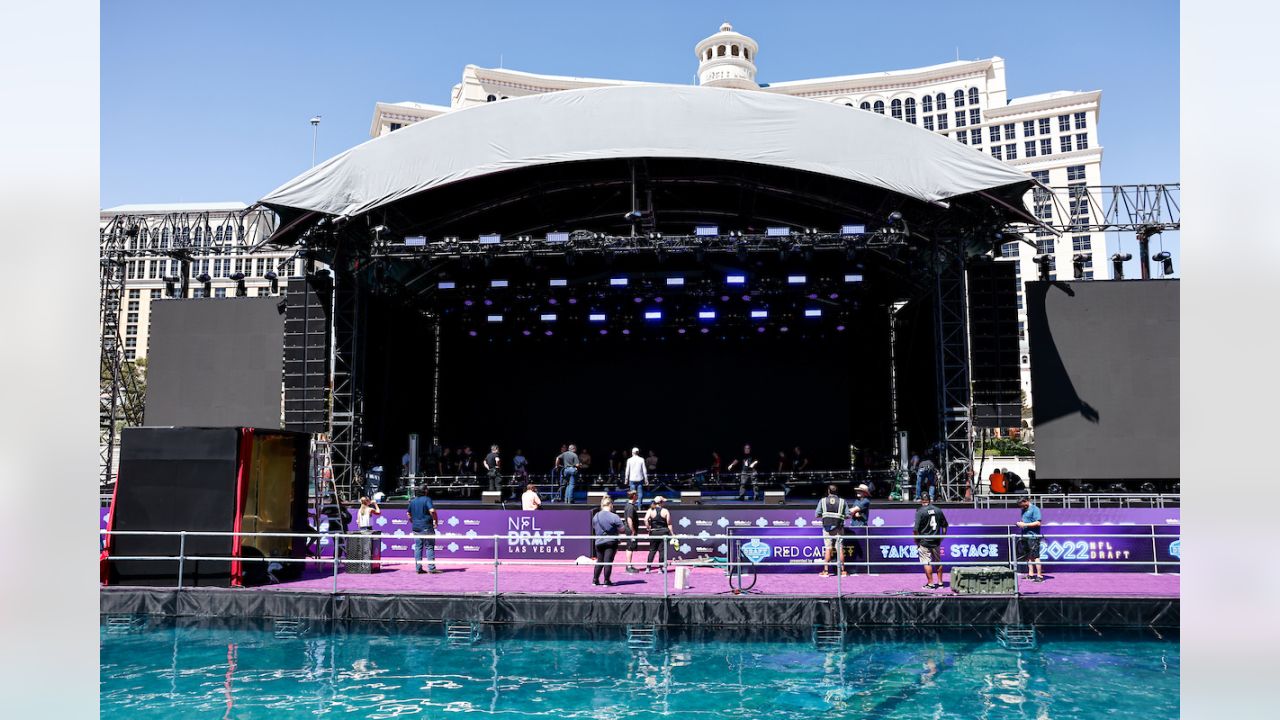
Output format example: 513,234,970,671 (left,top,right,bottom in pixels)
100,587,1177,629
